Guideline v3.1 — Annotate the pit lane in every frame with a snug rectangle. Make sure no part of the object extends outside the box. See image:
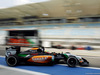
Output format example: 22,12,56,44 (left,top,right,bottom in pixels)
0,46,100,75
